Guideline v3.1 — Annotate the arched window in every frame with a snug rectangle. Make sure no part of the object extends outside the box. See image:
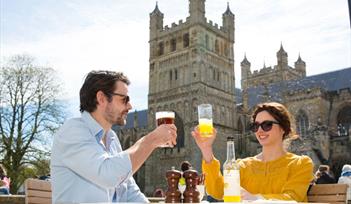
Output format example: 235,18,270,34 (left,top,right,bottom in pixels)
174,112,185,150
237,119,245,154
171,38,176,52
158,42,164,56
183,33,189,48
169,70,172,80
205,35,209,49
296,110,309,138
215,39,219,53
337,105,351,136
175,69,178,80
